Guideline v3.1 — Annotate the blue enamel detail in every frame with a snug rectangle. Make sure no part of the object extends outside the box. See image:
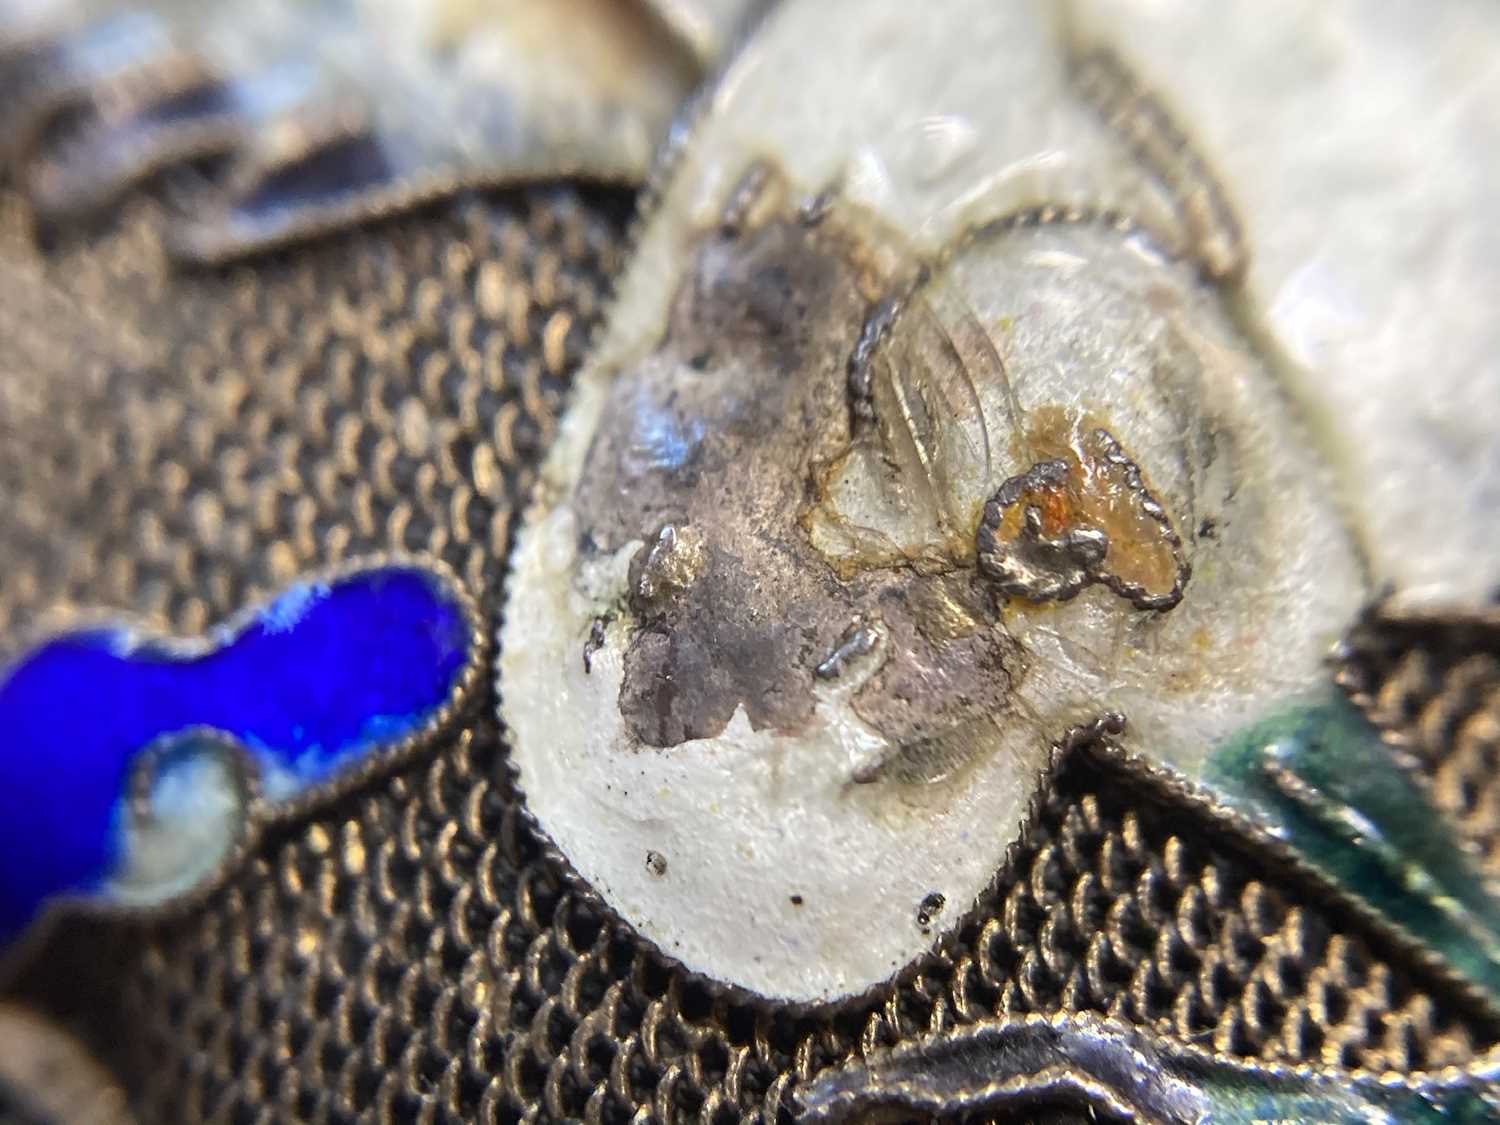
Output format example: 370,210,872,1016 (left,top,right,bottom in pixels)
0,565,471,943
